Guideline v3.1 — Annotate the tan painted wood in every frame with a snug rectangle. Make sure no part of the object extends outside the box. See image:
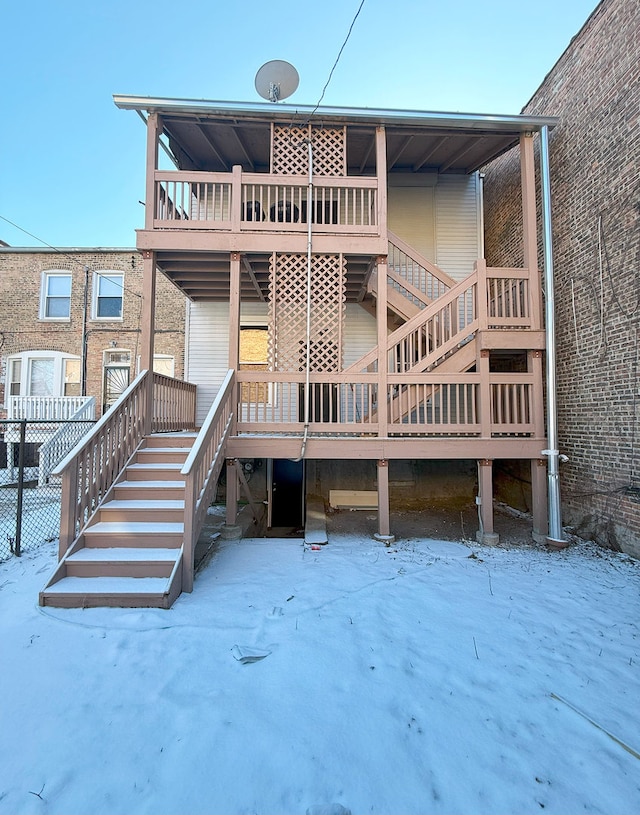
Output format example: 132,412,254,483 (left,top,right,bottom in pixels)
376,257,389,437
140,250,156,373
377,460,391,537
521,134,542,330
531,458,549,539
229,252,241,370
145,113,161,231
477,460,494,535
